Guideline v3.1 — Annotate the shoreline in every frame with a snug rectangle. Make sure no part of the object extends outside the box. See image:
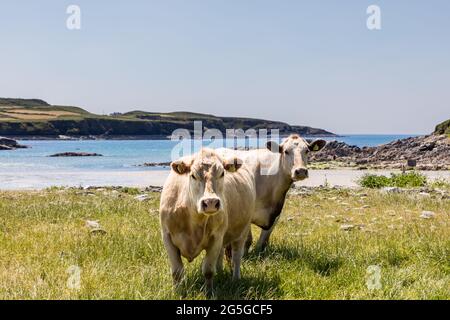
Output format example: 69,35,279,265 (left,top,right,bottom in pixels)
3,133,340,141
0,168,448,190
